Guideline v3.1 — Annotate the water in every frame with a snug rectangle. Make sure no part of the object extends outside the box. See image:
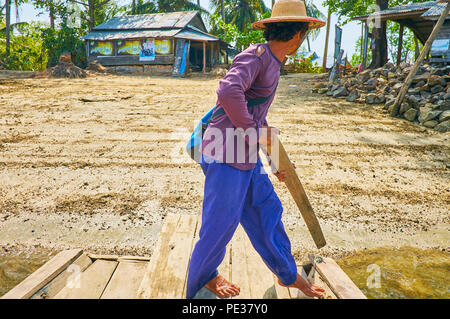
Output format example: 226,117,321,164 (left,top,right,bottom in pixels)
336,246,450,299
0,248,57,297
0,246,448,298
